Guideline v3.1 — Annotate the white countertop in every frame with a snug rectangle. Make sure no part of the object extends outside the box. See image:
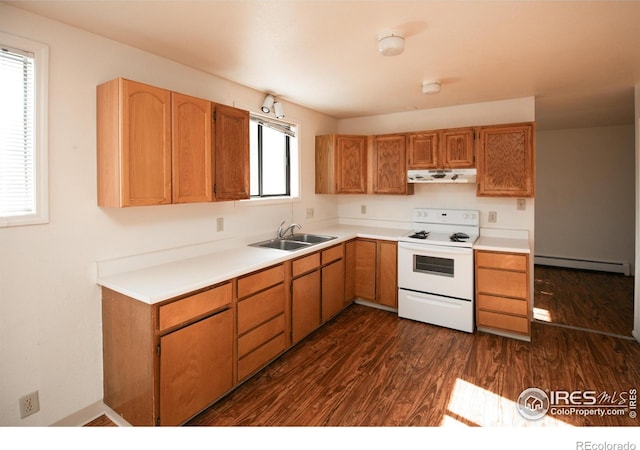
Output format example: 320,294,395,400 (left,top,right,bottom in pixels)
473,228,531,254
97,224,410,304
